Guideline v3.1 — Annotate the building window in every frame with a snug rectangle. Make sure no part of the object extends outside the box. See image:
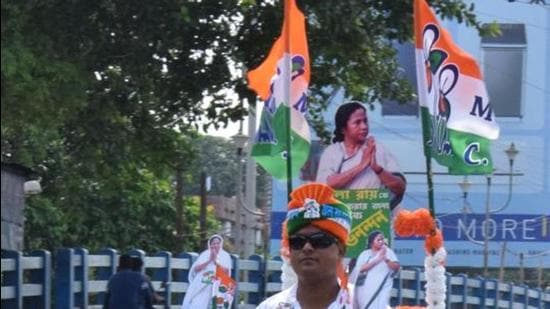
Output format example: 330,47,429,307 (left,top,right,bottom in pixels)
381,42,418,116
481,24,526,118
